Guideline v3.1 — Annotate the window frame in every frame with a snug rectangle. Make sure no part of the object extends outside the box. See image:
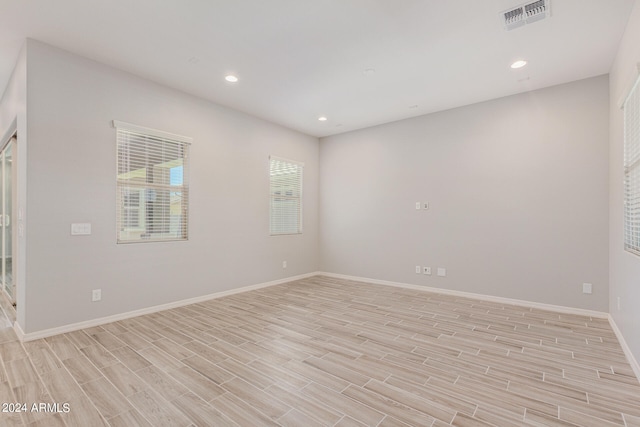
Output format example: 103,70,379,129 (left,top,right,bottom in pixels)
624,74,640,257
269,155,303,236
113,120,191,244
